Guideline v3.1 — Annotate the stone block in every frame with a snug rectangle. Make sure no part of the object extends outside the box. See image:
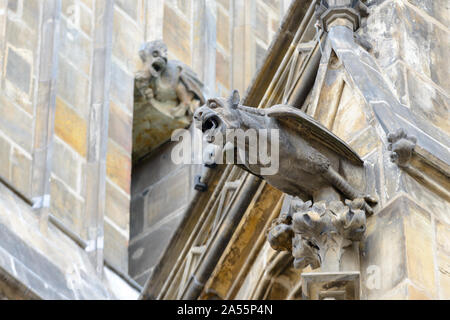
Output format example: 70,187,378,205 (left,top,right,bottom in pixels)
131,140,182,195
255,2,269,44
361,197,408,299
52,137,82,192
436,220,450,255
331,84,368,143
401,172,450,225
10,147,31,197
104,219,129,275
21,0,40,30
216,49,230,88
105,180,130,231
115,0,138,21
5,46,31,95
130,192,145,238
128,209,184,278
110,61,134,113
0,95,33,152
348,125,381,158
0,134,11,180
5,18,38,54
217,8,230,51
56,57,90,119
58,17,93,76
106,140,131,194
406,0,450,27
361,195,439,299
437,251,450,299
403,202,436,297
163,4,191,64
50,177,84,237
143,167,190,229
217,0,230,11
406,69,449,135
108,100,132,154
54,96,88,157
112,7,142,71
